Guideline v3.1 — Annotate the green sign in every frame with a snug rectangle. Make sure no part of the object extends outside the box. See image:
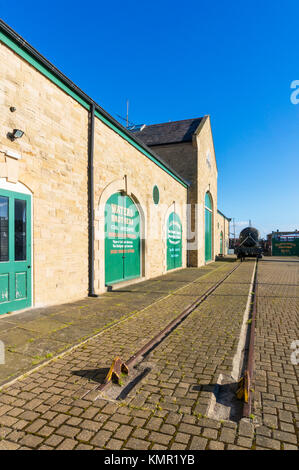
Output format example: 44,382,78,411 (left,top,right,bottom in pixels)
0,189,32,315
167,212,182,271
105,193,140,285
205,192,212,262
272,238,299,256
